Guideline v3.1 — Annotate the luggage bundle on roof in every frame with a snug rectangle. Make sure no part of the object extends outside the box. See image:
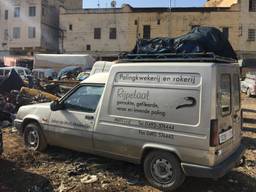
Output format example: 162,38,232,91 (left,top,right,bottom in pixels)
119,27,237,63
